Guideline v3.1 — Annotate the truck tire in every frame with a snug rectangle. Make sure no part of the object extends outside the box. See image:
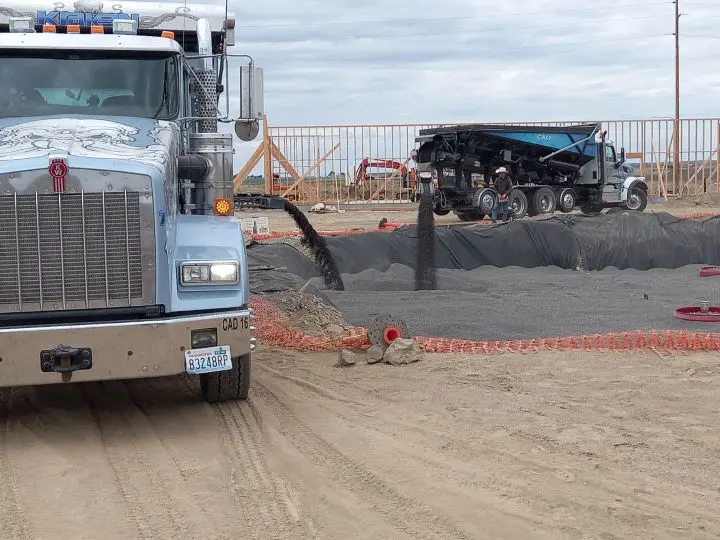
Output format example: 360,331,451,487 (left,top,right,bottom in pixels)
474,188,496,215
200,353,251,403
508,189,528,219
531,186,557,215
625,186,648,212
454,210,484,222
556,188,577,213
433,205,451,216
